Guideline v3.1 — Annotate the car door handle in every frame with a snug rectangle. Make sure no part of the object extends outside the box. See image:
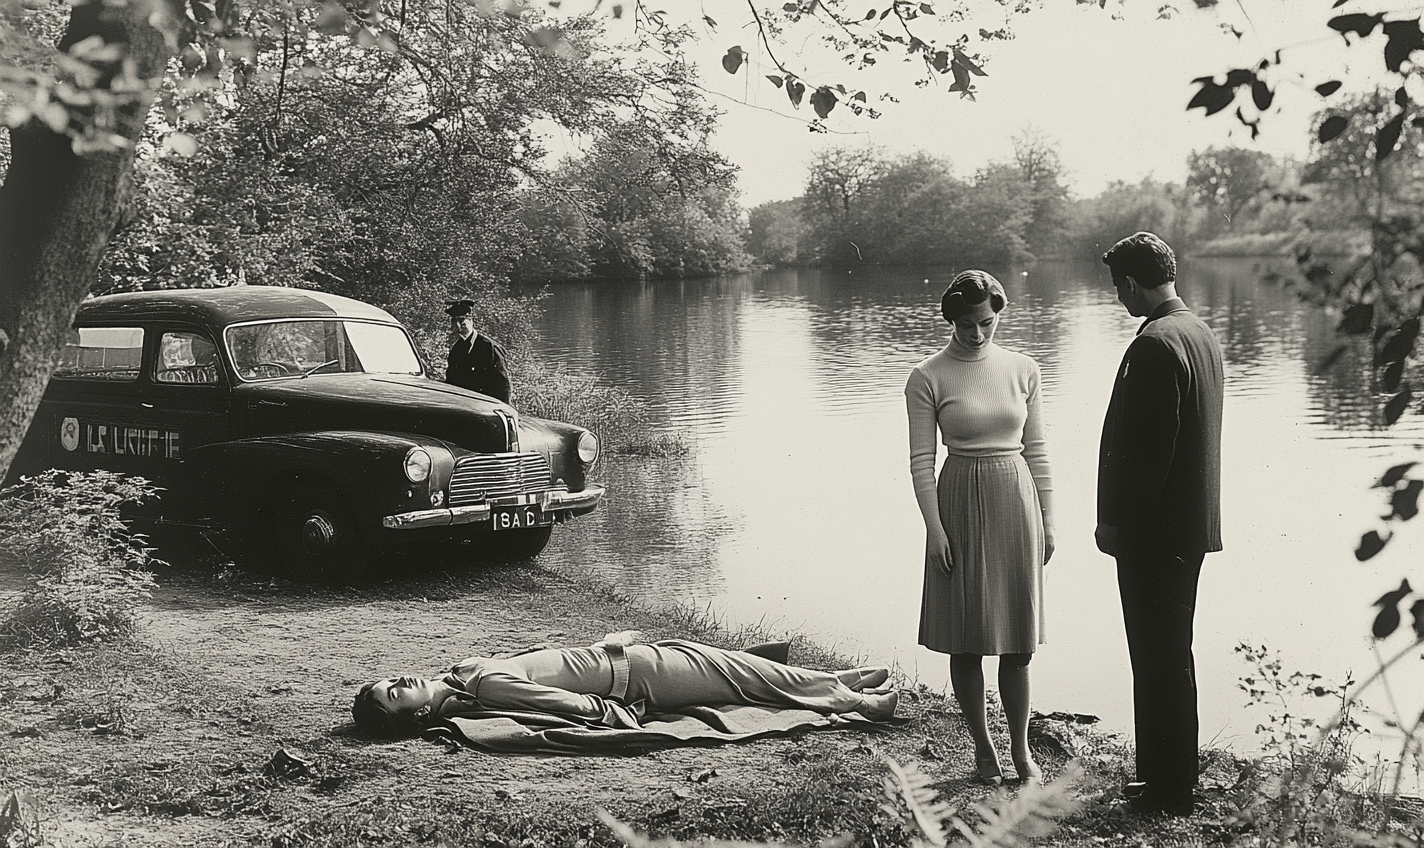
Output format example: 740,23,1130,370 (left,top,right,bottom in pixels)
141,402,154,409
254,400,287,408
